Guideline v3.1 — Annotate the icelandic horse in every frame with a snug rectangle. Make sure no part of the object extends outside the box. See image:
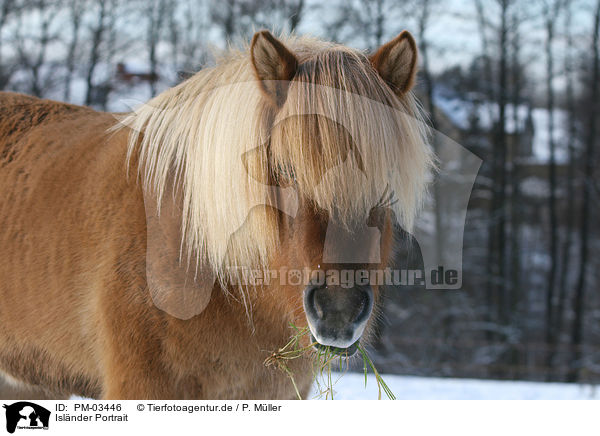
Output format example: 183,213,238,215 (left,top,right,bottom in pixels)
0,31,432,399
